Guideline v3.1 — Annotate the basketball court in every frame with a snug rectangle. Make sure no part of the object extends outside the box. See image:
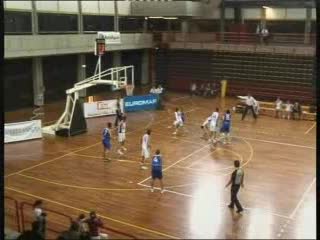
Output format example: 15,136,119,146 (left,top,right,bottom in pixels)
5,92,316,239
